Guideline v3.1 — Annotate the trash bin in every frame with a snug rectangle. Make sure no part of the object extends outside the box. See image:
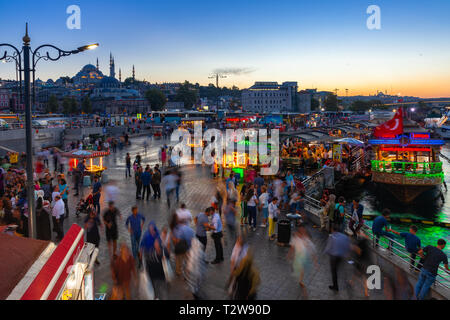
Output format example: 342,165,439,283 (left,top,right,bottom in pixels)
277,219,291,246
